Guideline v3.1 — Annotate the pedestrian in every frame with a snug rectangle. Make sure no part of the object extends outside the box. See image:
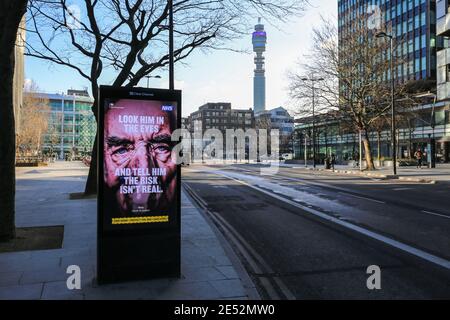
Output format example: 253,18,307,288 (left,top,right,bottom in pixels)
354,151,359,168
414,149,423,169
331,153,336,171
